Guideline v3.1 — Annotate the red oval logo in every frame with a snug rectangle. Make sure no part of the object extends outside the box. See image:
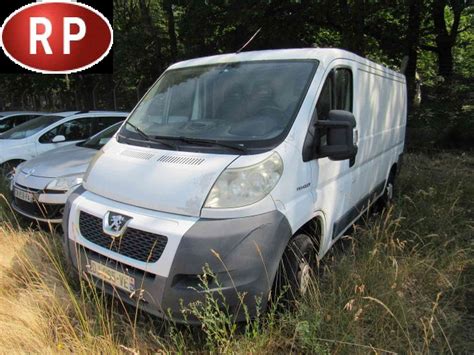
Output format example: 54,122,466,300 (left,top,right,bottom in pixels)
0,1,113,74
